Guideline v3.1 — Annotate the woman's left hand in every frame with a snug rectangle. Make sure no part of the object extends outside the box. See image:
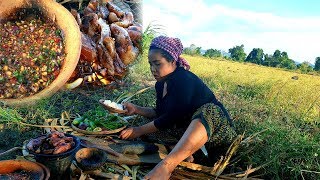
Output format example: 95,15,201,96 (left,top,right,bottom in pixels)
119,127,141,139
143,160,173,180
